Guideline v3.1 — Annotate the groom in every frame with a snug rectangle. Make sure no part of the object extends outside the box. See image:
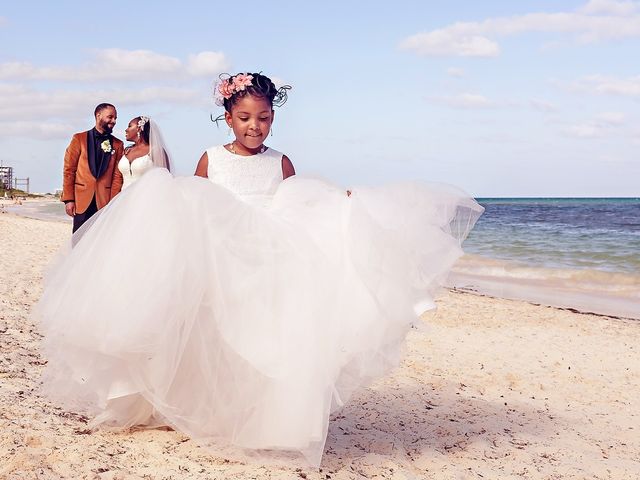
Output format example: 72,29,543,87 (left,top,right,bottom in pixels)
62,103,124,232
